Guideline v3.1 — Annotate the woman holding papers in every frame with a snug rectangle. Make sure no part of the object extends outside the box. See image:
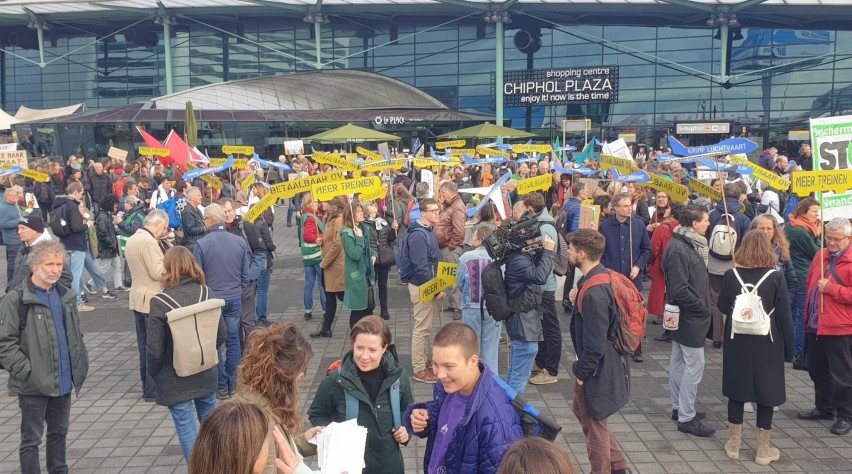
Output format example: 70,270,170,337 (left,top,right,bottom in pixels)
308,316,414,474
233,323,322,474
